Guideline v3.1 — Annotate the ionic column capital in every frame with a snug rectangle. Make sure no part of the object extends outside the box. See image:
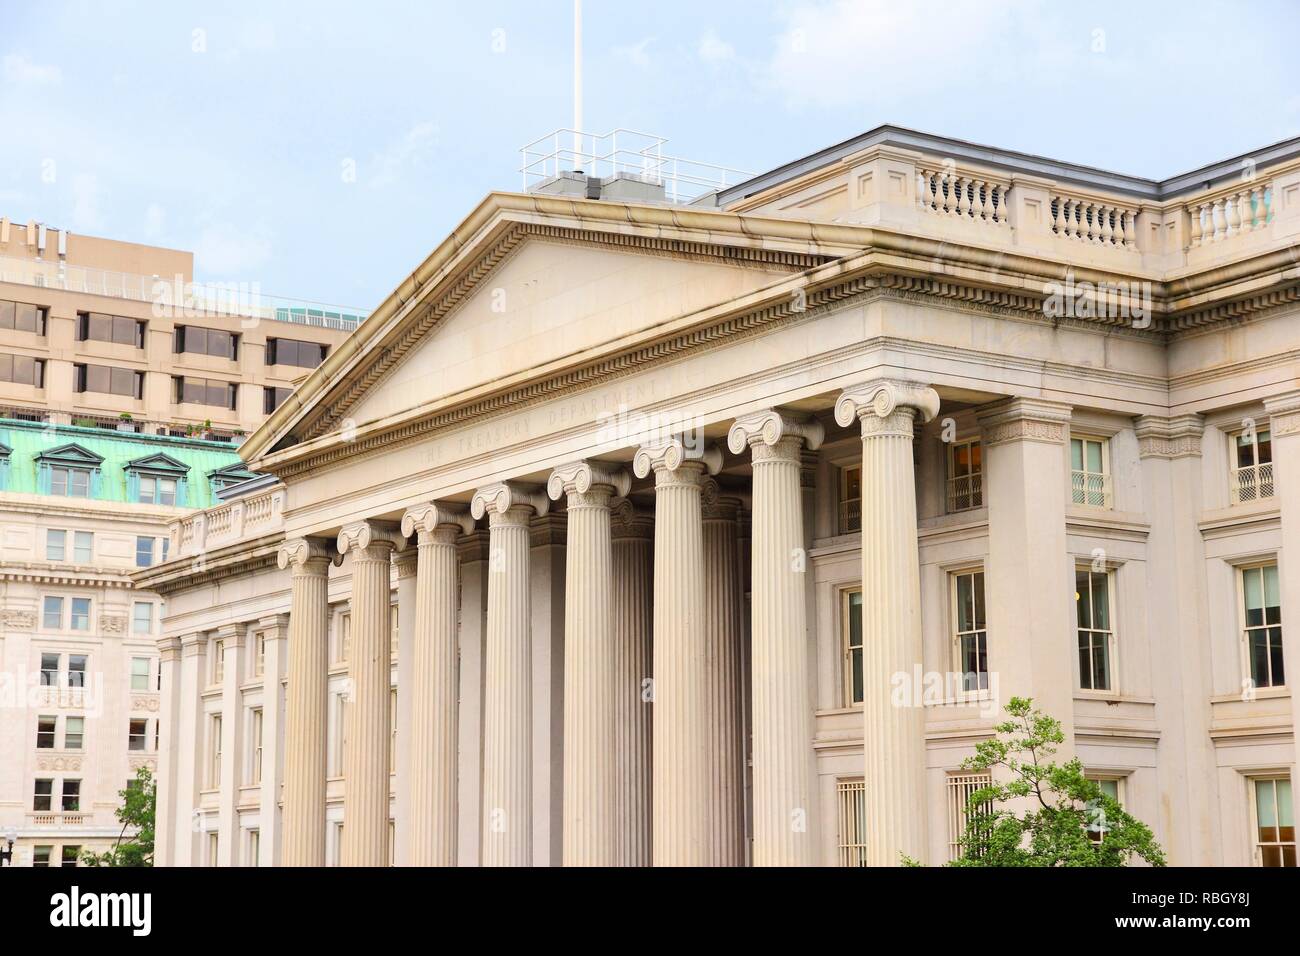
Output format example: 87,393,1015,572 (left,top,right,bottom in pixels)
610,498,654,540
277,536,341,574
337,520,407,559
976,397,1073,446
546,460,632,502
470,482,550,523
401,503,474,542
701,477,744,520
727,409,825,458
632,437,723,480
835,380,940,437
1134,413,1205,459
